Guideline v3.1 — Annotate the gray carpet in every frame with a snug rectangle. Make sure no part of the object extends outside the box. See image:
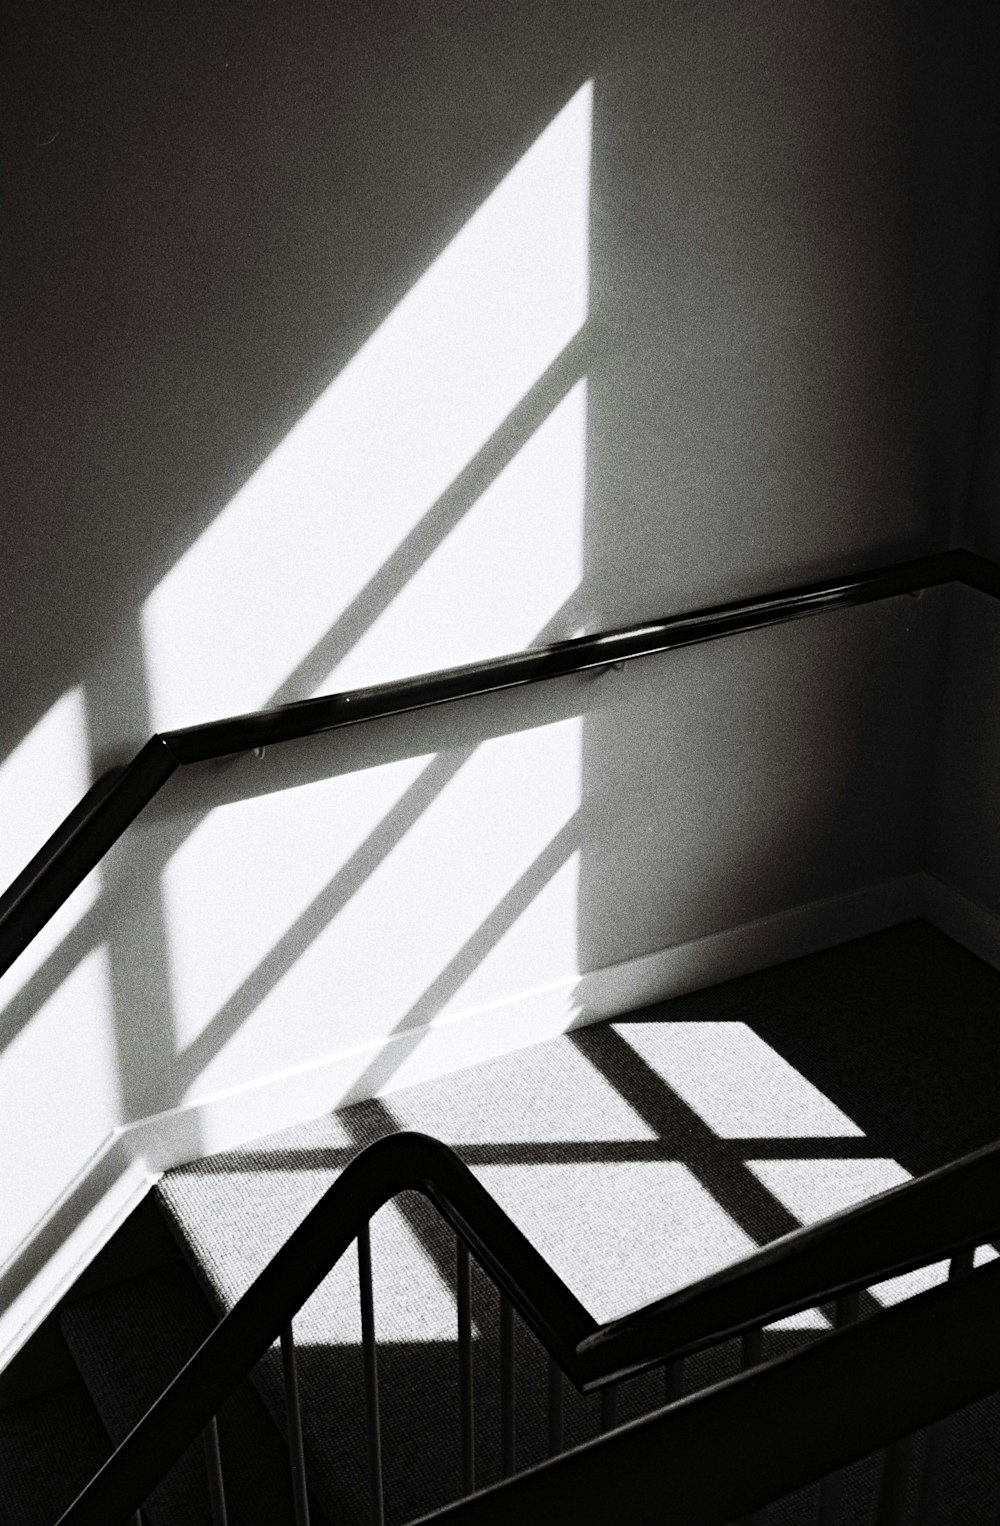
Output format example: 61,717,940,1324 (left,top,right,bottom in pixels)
155,920,1000,1525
